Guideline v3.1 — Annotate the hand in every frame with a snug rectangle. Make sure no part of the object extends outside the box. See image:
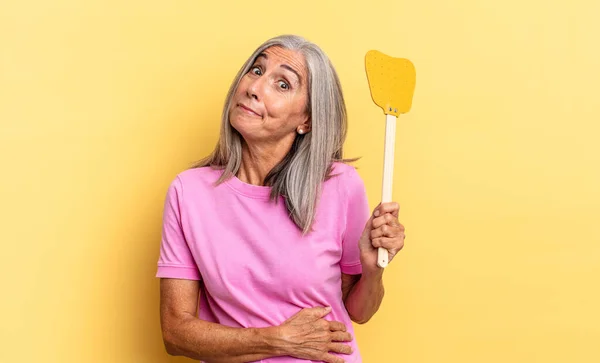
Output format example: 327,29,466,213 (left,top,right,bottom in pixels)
358,202,406,272
275,306,353,363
